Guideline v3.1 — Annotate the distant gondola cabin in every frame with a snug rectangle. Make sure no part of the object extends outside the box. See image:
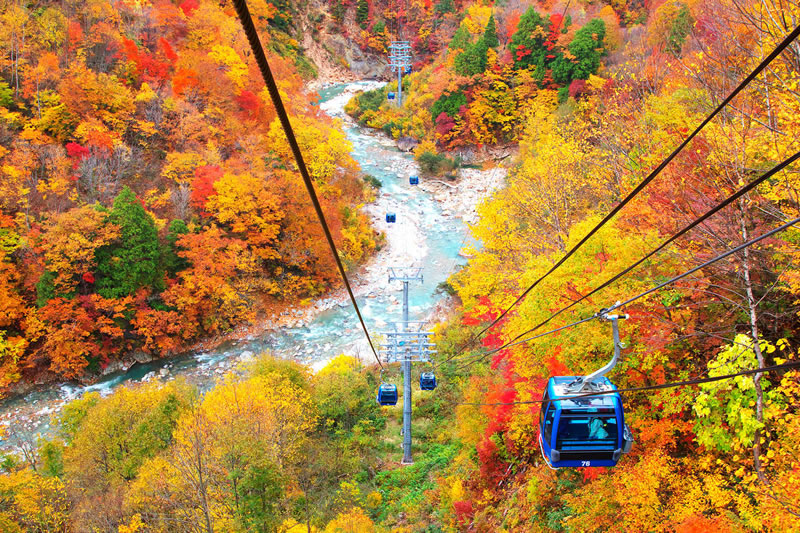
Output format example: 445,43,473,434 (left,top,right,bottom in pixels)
377,383,398,405
419,372,436,390
386,213,396,223
409,176,419,185
387,92,396,101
